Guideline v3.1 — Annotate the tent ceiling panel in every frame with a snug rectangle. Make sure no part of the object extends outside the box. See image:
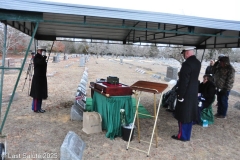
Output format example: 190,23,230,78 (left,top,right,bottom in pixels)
1,0,240,49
